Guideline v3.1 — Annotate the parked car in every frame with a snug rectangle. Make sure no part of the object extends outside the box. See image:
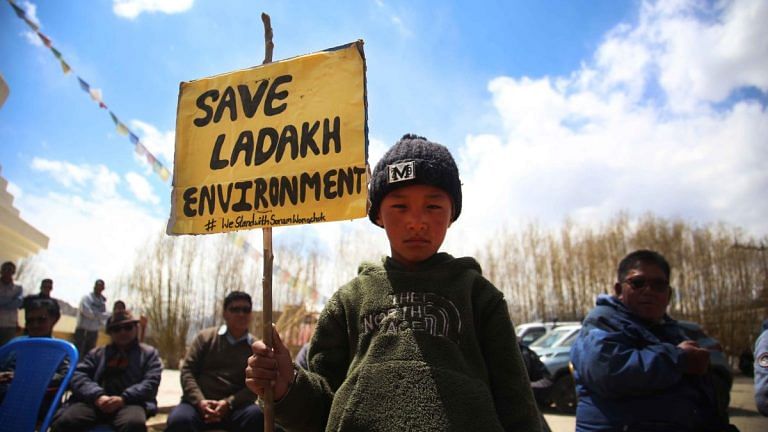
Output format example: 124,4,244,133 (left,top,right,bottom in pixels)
515,321,581,346
529,324,582,413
